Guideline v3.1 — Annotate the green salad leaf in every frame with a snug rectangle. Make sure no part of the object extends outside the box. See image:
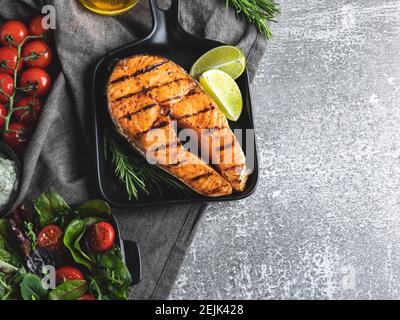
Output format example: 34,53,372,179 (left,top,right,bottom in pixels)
34,191,73,227
0,219,11,240
76,200,112,218
19,273,48,300
88,277,102,300
0,220,21,275
24,222,38,250
0,220,22,300
0,275,7,299
91,247,132,300
63,219,92,270
0,192,134,301
0,259,19,275
75,200,113,227
82,217,106,226
49,280,87,300
0,268,28,300
0,273,15,300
